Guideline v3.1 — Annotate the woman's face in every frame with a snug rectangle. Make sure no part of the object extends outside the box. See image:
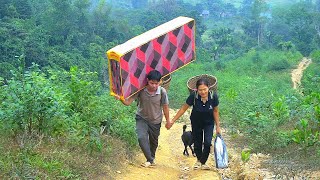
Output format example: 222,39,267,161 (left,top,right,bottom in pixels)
197,84,209,98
